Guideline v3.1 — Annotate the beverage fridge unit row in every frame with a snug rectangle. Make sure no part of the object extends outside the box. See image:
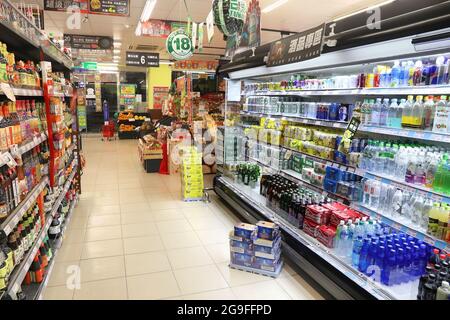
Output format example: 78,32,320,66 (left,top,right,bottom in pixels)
215,35,450,299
